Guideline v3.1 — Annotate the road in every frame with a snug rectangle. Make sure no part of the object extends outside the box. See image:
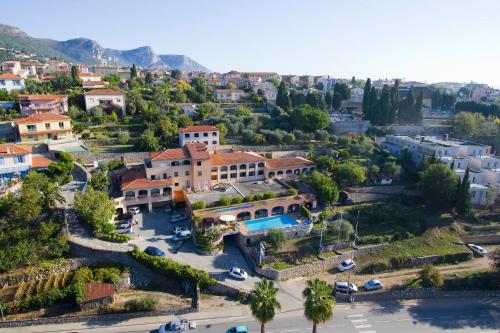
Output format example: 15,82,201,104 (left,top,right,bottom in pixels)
3,298,498,333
